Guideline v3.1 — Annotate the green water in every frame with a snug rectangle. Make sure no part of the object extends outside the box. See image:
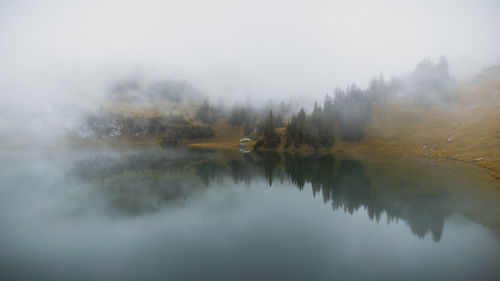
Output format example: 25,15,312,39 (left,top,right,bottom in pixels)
0,147,499,281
